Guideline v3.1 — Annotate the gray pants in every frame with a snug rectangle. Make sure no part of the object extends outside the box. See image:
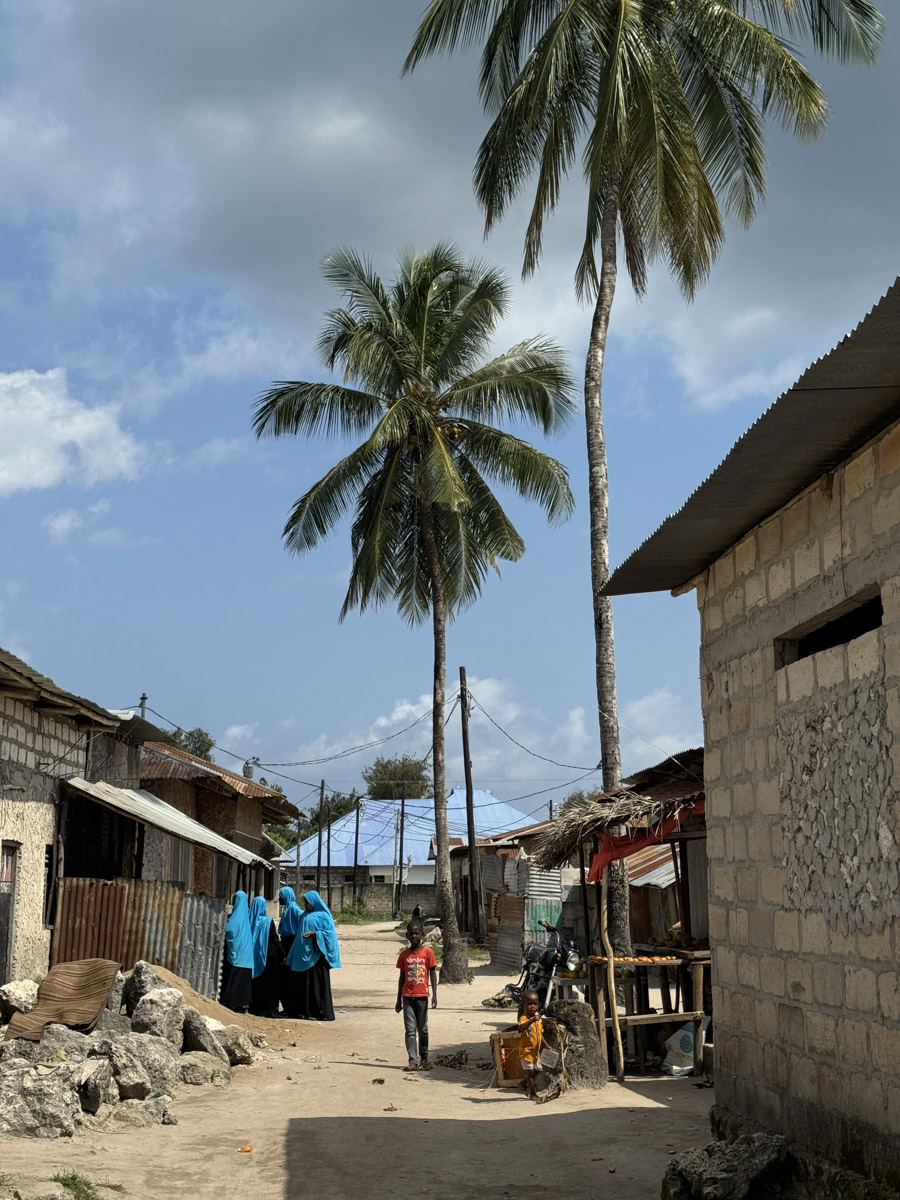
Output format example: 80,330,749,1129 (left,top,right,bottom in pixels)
403,996,429,1062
